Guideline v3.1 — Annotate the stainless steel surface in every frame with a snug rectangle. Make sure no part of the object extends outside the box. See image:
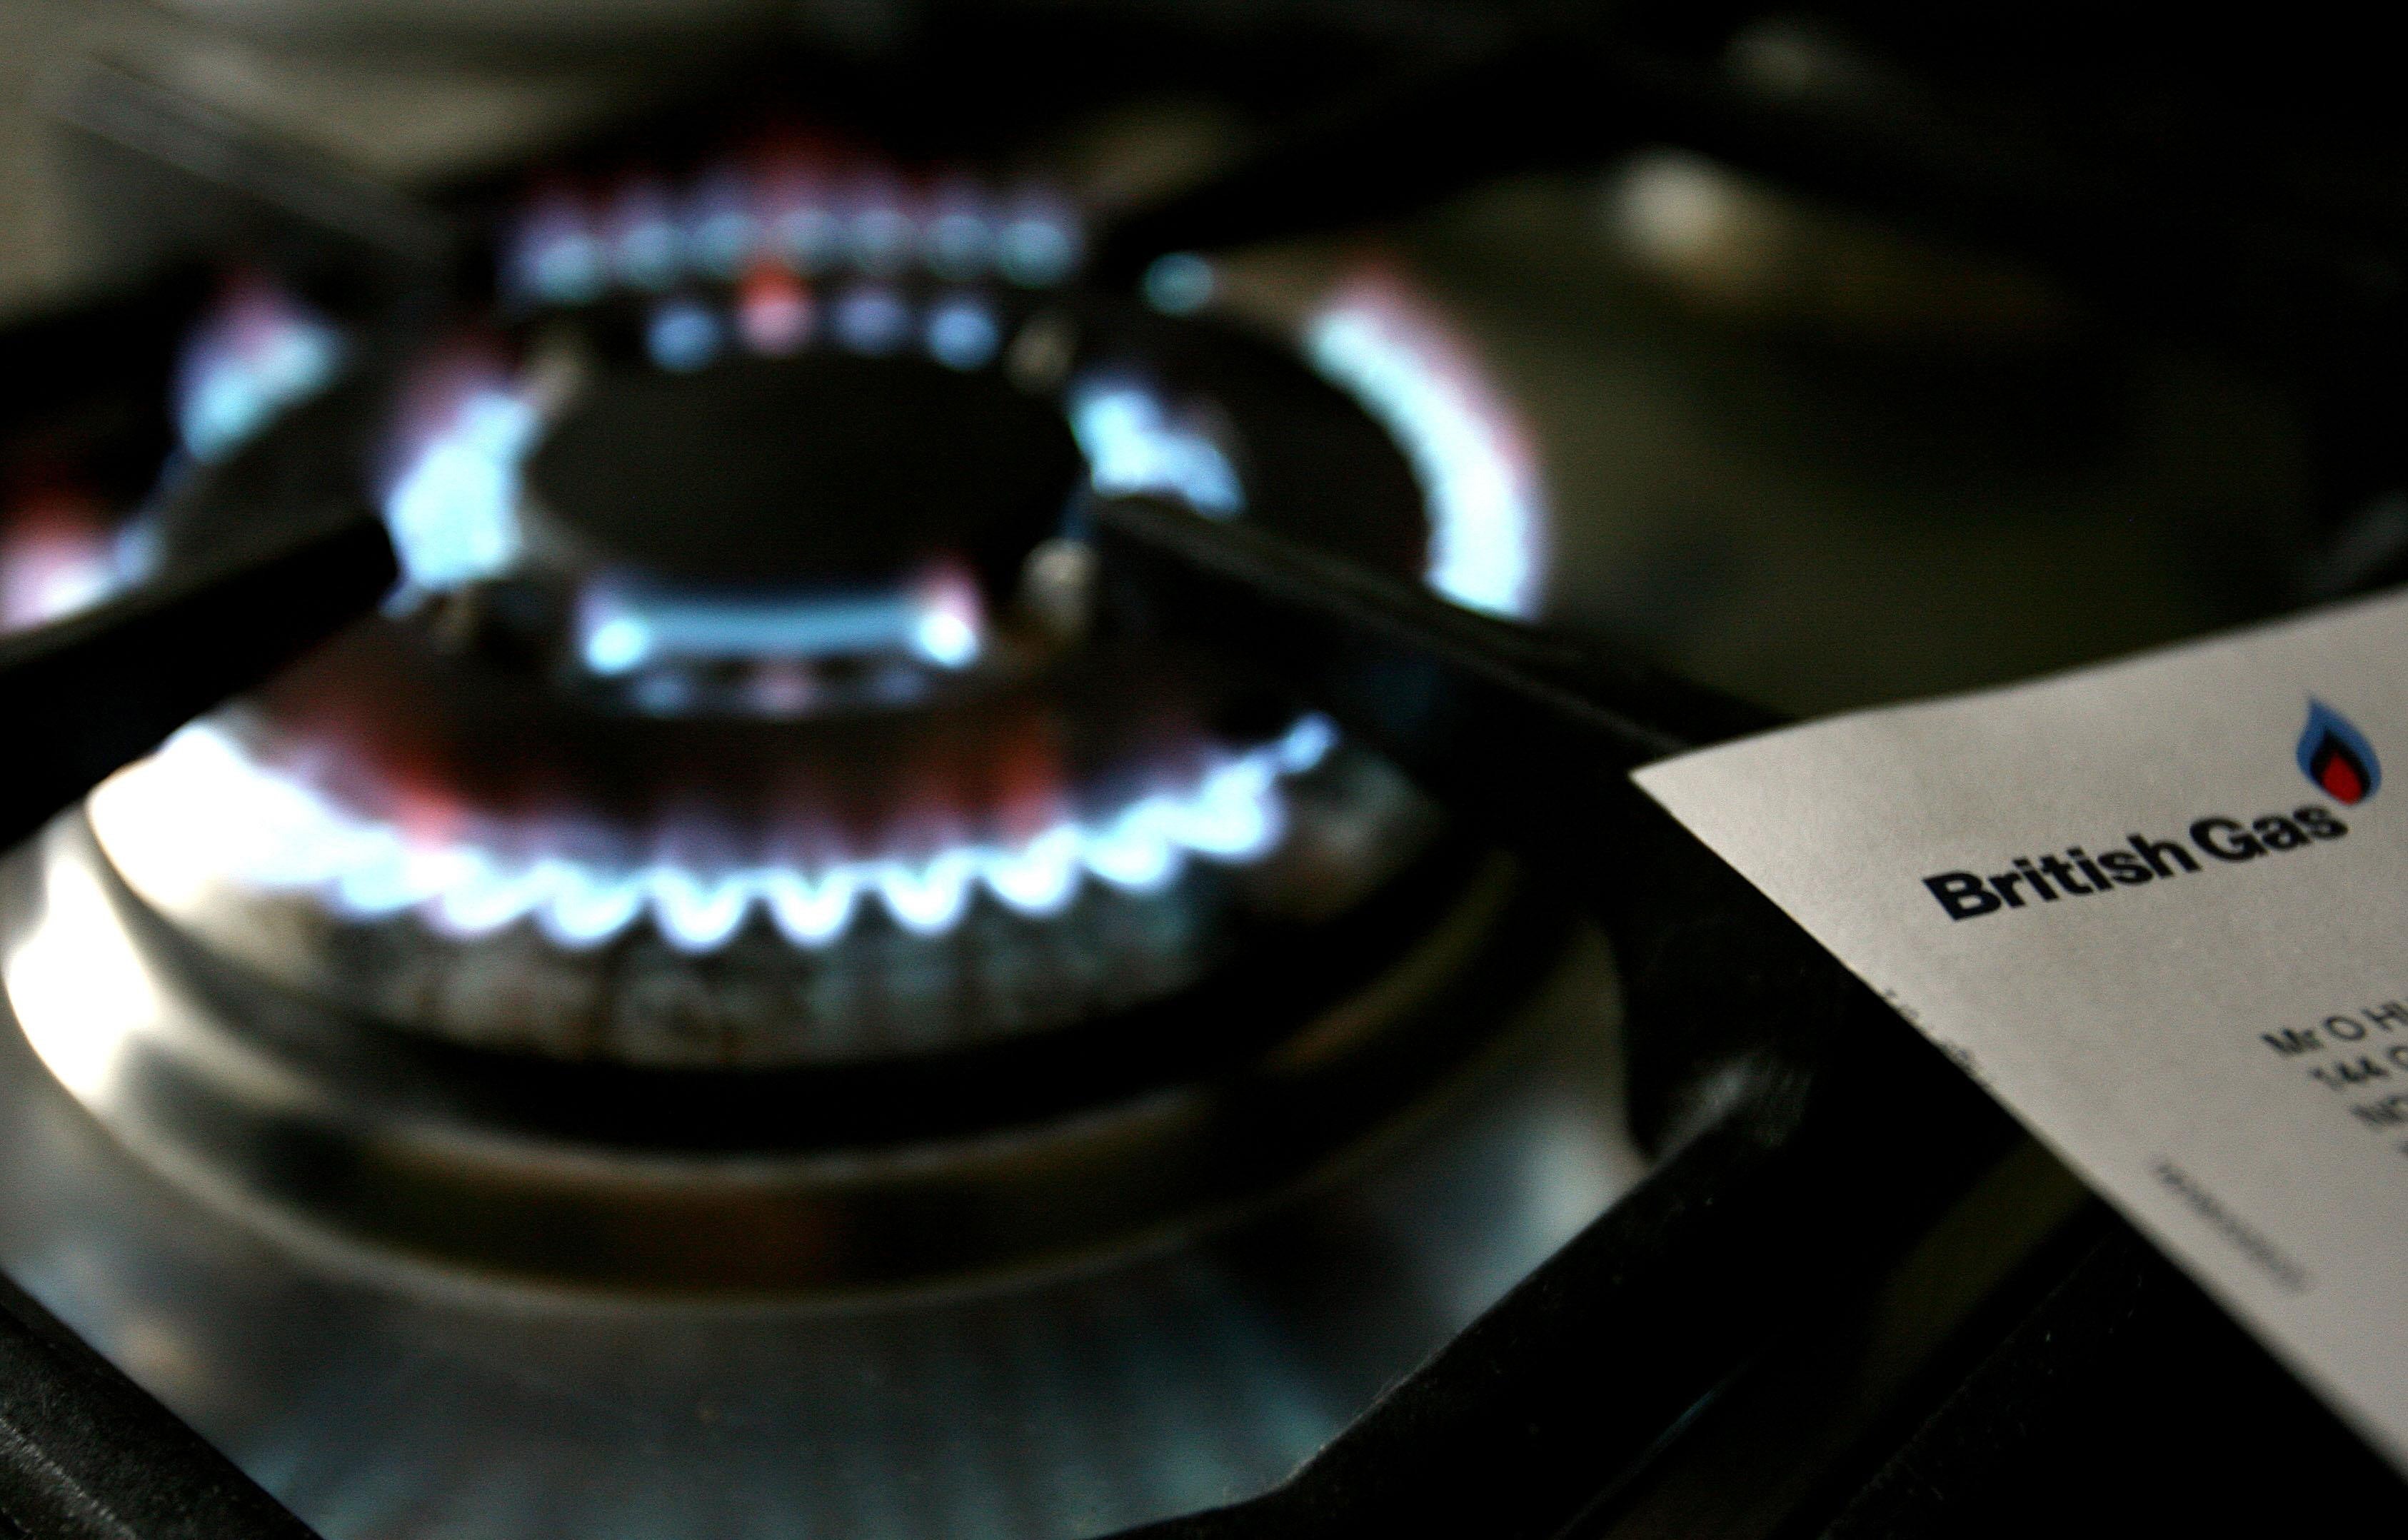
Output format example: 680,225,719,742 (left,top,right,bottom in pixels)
0,820,1638,1536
